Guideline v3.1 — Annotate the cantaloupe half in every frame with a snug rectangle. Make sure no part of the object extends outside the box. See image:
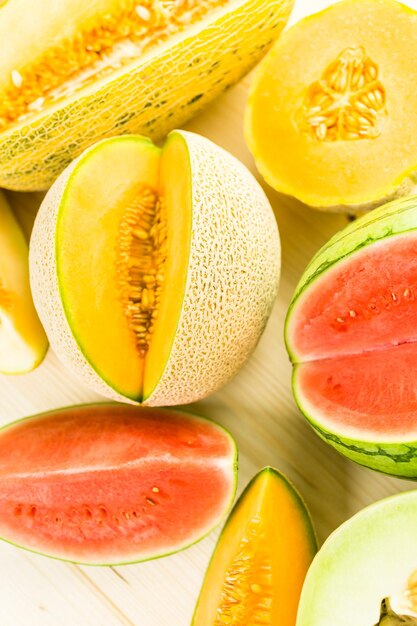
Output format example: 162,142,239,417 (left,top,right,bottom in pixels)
0,0,294,191
192,467,317,625
245,0,417,213
0,191,47,374
29,131,280,405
